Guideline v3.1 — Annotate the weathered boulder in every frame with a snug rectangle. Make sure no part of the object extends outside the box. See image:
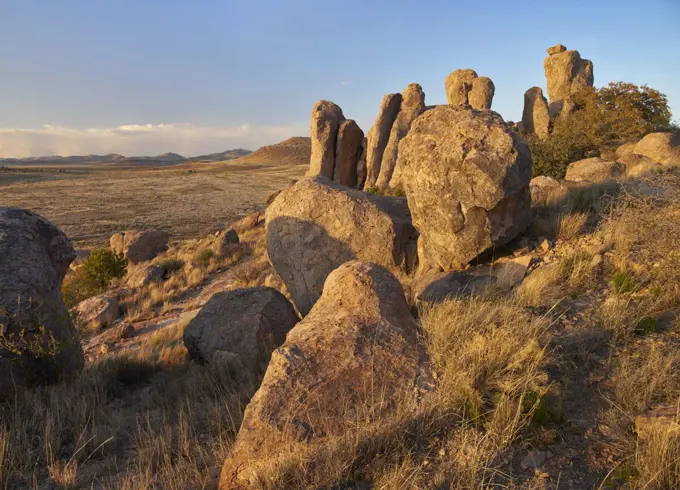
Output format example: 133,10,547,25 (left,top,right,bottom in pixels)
544,45,594,103
364,93,402,189
398,105,532,272
183,287,298,373
308,100,345,178
334,119,364,187
219,261,426,488
633,132,680,165
73,295,120,329
0,208,84,395
615,141,638,159
110,230,168,264
530,176,568,206
546,44,567,55
126,263,166,288
522,87,550,139
356,138,368,189
445,69,478,106
469,76,495,110
205,229,240,257
376,83,426,191
564,157,625,183
266,176,417,315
